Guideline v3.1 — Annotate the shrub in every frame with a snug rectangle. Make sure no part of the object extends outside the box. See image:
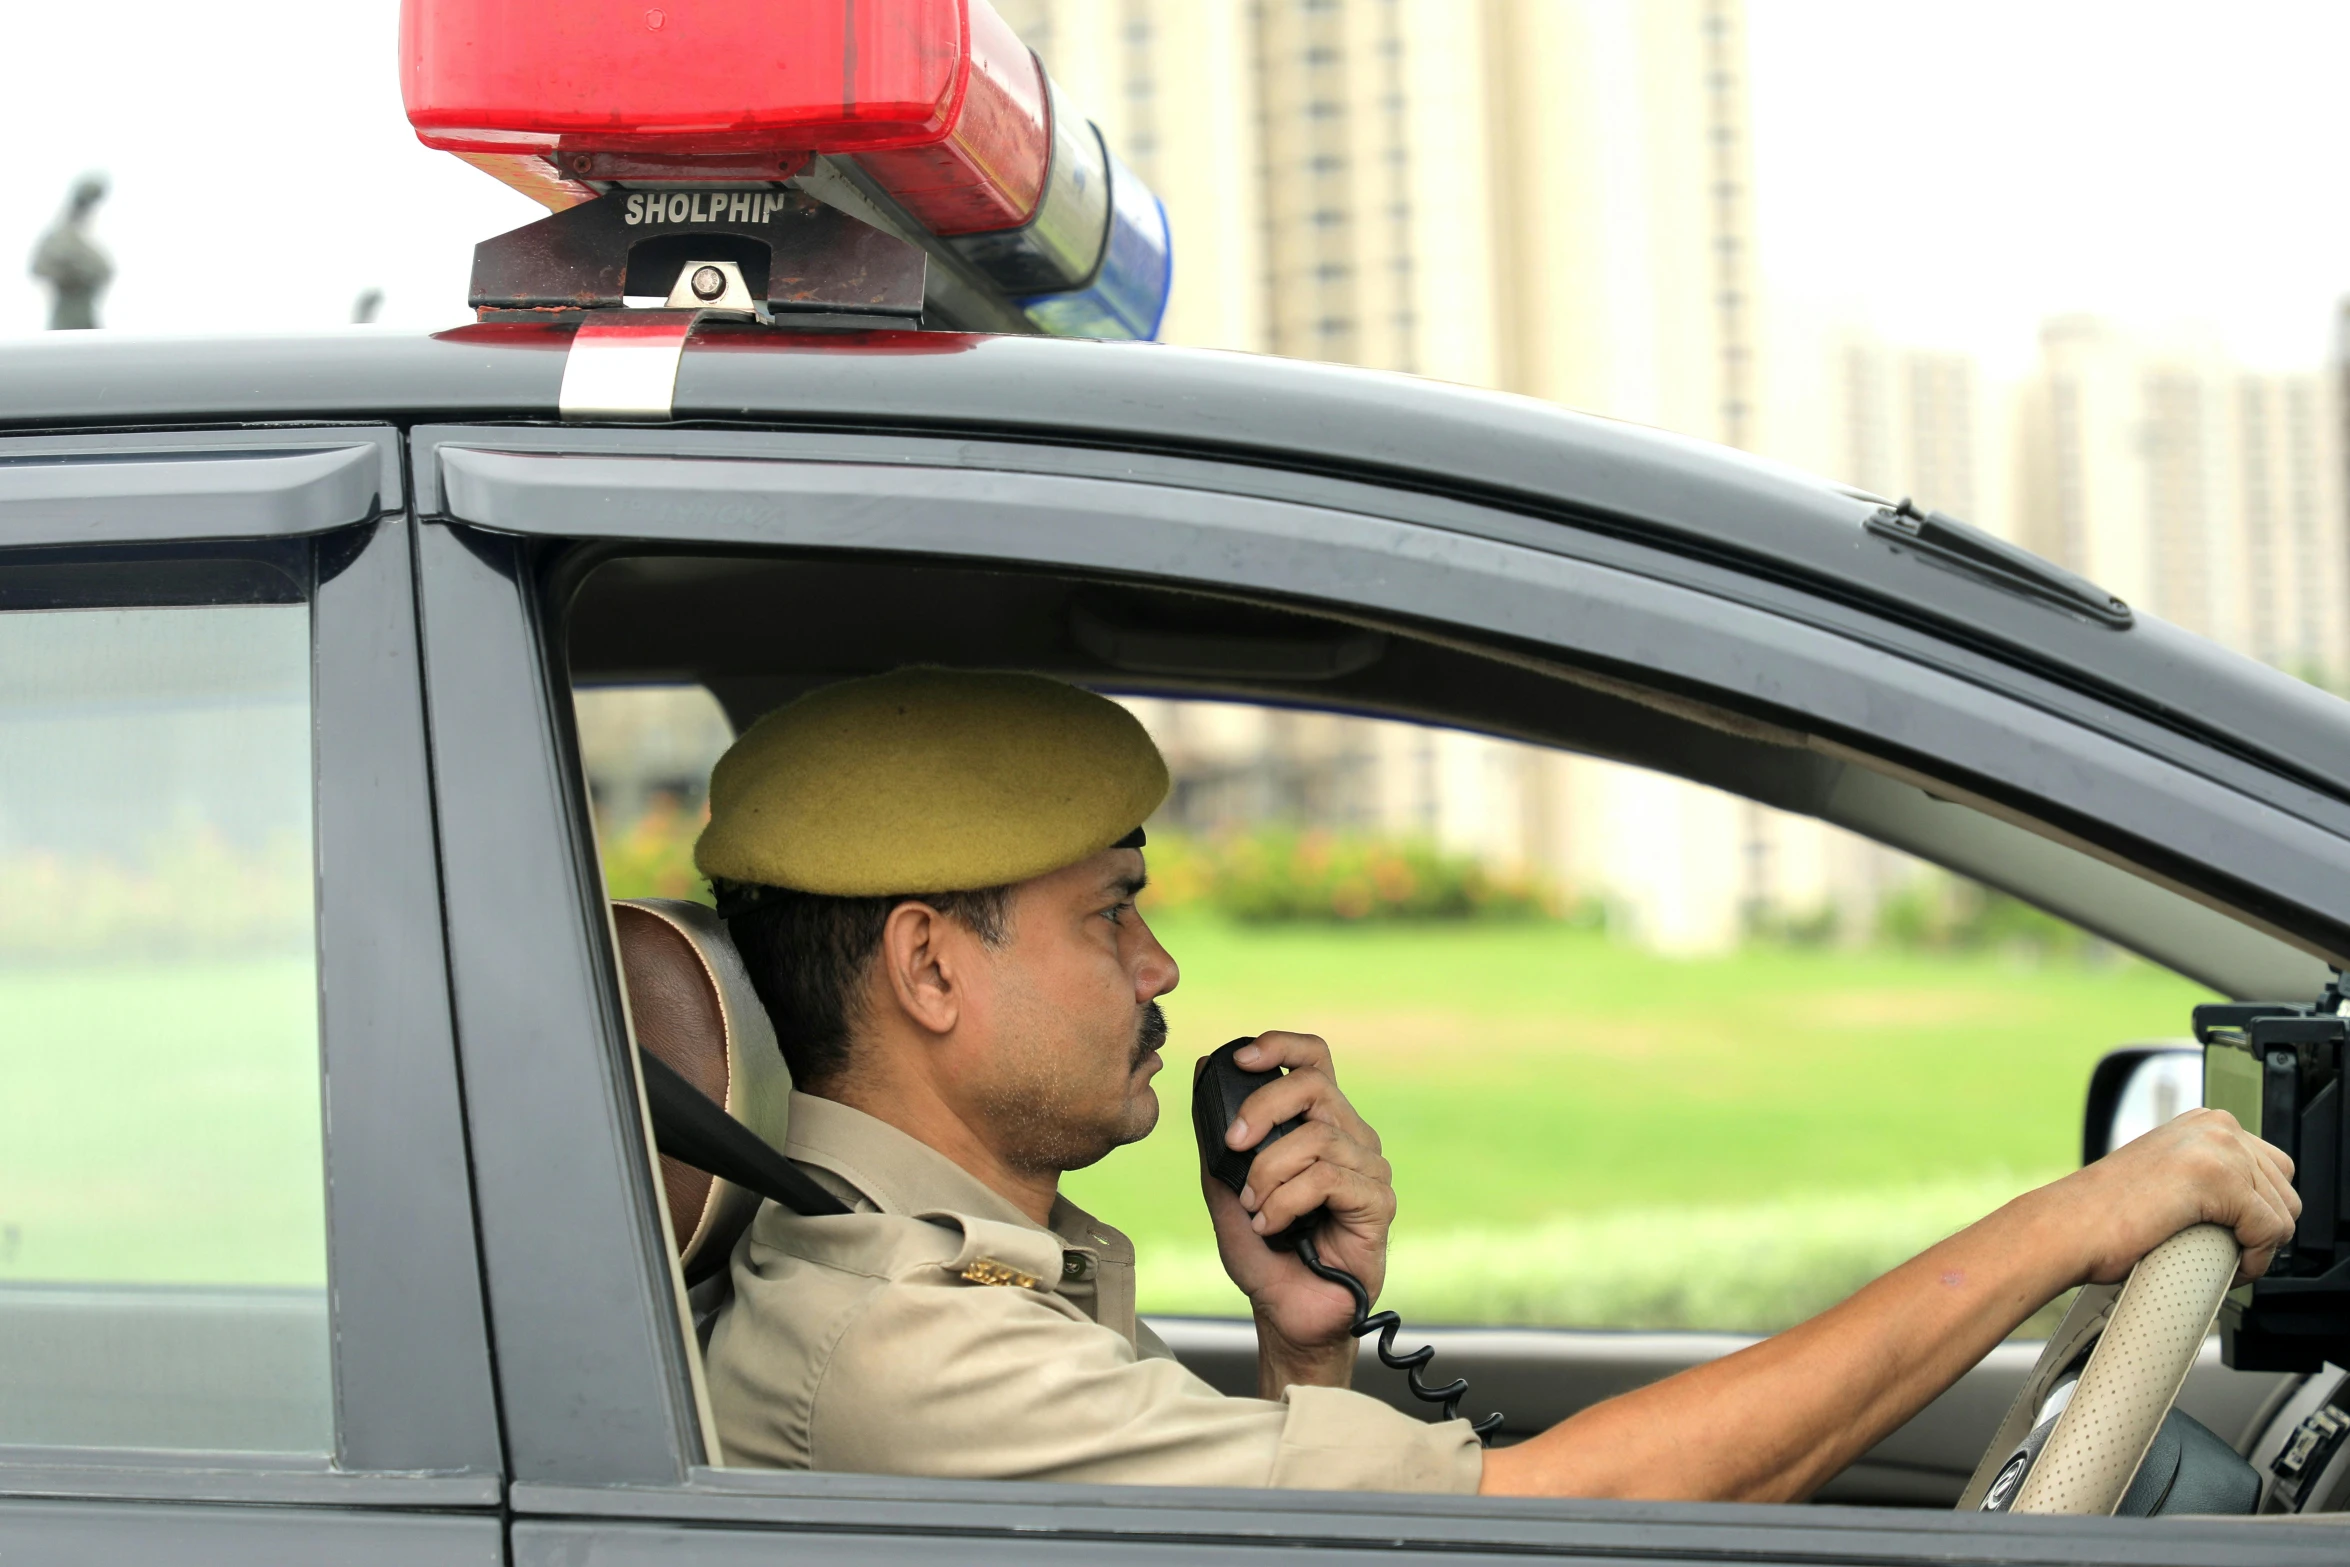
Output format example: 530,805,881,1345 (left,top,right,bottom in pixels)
0,829,313,964
1744,903,1841,948
599,792,711,904
1874,874,2098,961
1141,828,1564,924
588,806,1573,926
